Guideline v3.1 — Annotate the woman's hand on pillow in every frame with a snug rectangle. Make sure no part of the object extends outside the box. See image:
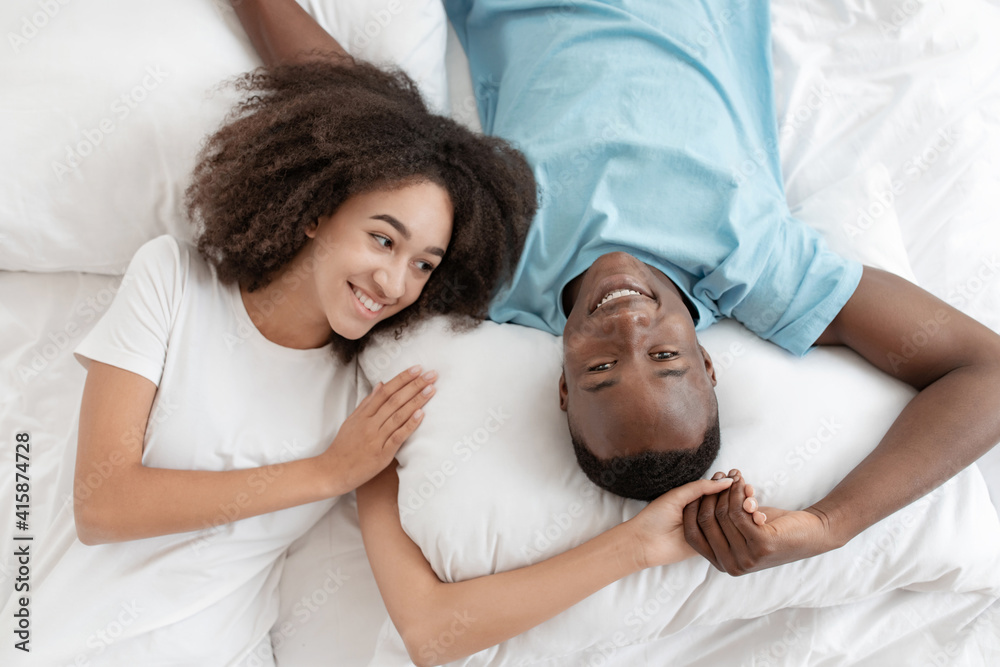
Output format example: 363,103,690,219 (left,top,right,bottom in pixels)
317,365,438,496
626,476,736,569
681,470,836,575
